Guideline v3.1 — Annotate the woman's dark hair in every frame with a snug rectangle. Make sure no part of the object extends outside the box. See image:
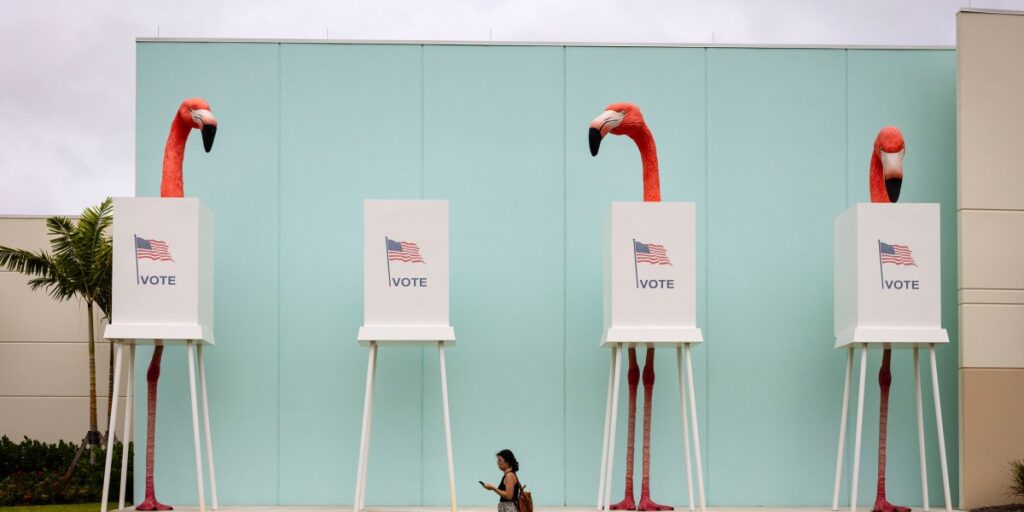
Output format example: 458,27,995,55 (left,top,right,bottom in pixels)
496,449,520,472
